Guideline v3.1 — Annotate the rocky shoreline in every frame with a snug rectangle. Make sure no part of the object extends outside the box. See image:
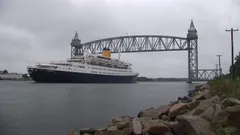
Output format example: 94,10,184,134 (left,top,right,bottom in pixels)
67,84,240,135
